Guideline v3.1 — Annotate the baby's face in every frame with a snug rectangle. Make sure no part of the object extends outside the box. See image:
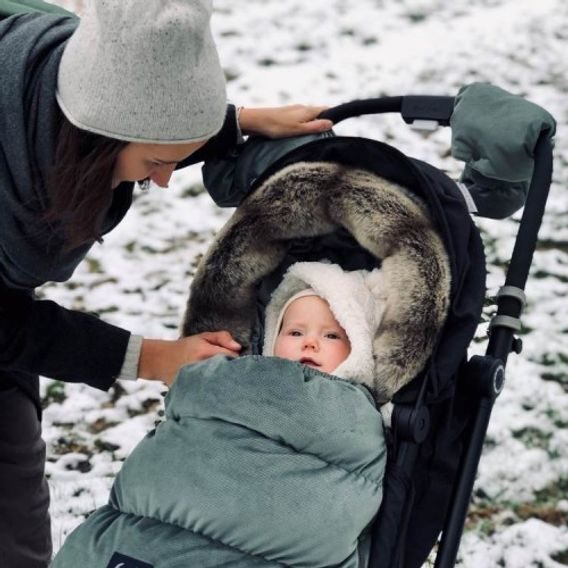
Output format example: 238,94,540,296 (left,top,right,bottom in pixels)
274,295,351,374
